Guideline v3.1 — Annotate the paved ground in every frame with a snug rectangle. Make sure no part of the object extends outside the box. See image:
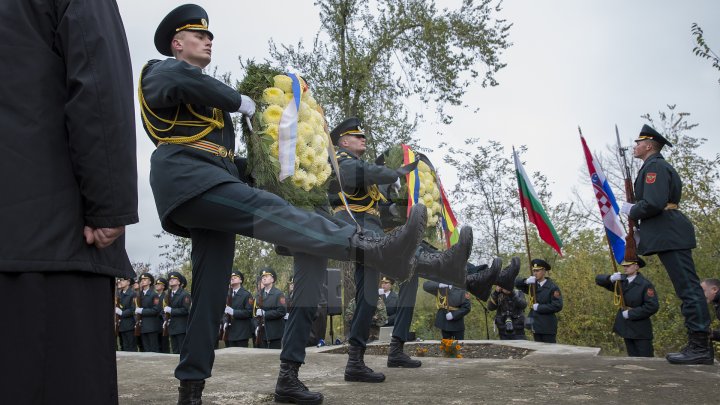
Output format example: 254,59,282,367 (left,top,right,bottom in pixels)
117,340,719,404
